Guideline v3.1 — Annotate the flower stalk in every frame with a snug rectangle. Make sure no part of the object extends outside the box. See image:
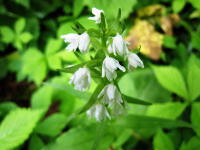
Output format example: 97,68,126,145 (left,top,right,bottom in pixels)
60,8,144,121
